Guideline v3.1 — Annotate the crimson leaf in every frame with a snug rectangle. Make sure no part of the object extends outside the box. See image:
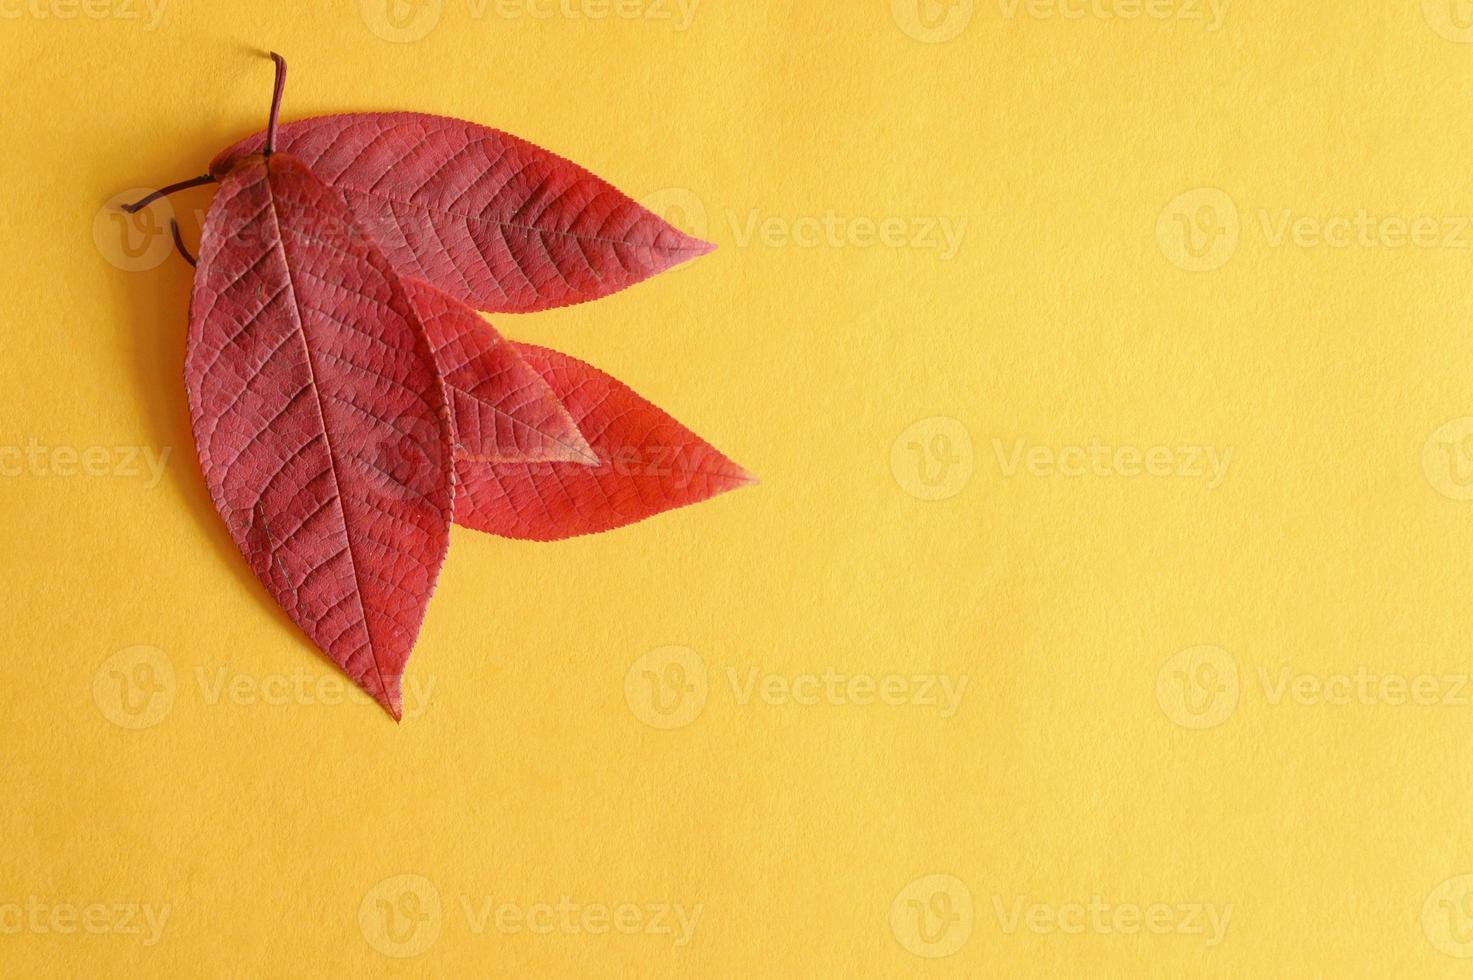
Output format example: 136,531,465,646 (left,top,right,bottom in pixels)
211,113,714,314
186,151,455,720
